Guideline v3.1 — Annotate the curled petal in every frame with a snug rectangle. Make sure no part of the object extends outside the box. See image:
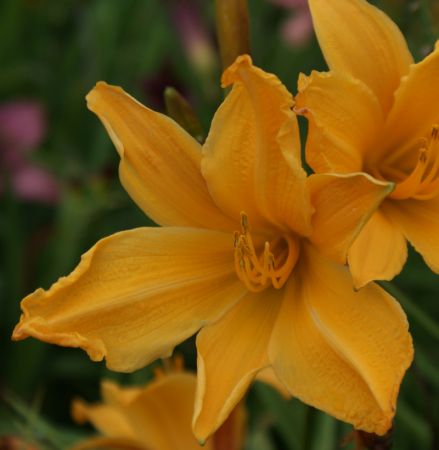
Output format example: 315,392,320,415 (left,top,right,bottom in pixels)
202,55,312,236
308,0,412,112
87,82,234,230
13,227,245,372
296,71,383,173
193,289,282,442
308,173,393,264
269,244,413,435
348,209,407,288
